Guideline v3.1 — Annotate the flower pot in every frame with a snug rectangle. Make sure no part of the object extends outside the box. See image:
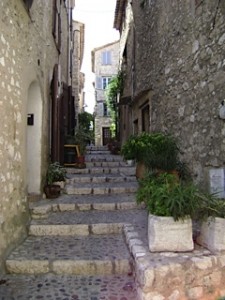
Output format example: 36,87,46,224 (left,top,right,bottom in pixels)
44,184,61,199
148,214,194,252
76,155,85,164
136,161,147,179
197,217,225,252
